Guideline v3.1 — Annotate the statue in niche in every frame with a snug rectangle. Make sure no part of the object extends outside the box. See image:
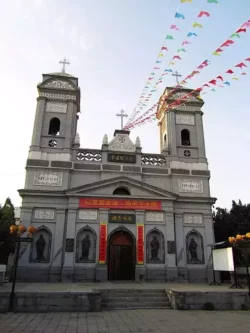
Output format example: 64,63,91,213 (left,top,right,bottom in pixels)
188,237,199,262
36,234,46,261
81,234,91,260
150,235,160,260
